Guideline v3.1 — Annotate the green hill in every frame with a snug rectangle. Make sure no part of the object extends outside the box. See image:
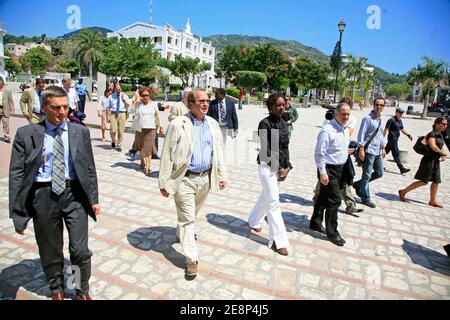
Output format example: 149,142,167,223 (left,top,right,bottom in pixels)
59,27,113,39
203,34,406,85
